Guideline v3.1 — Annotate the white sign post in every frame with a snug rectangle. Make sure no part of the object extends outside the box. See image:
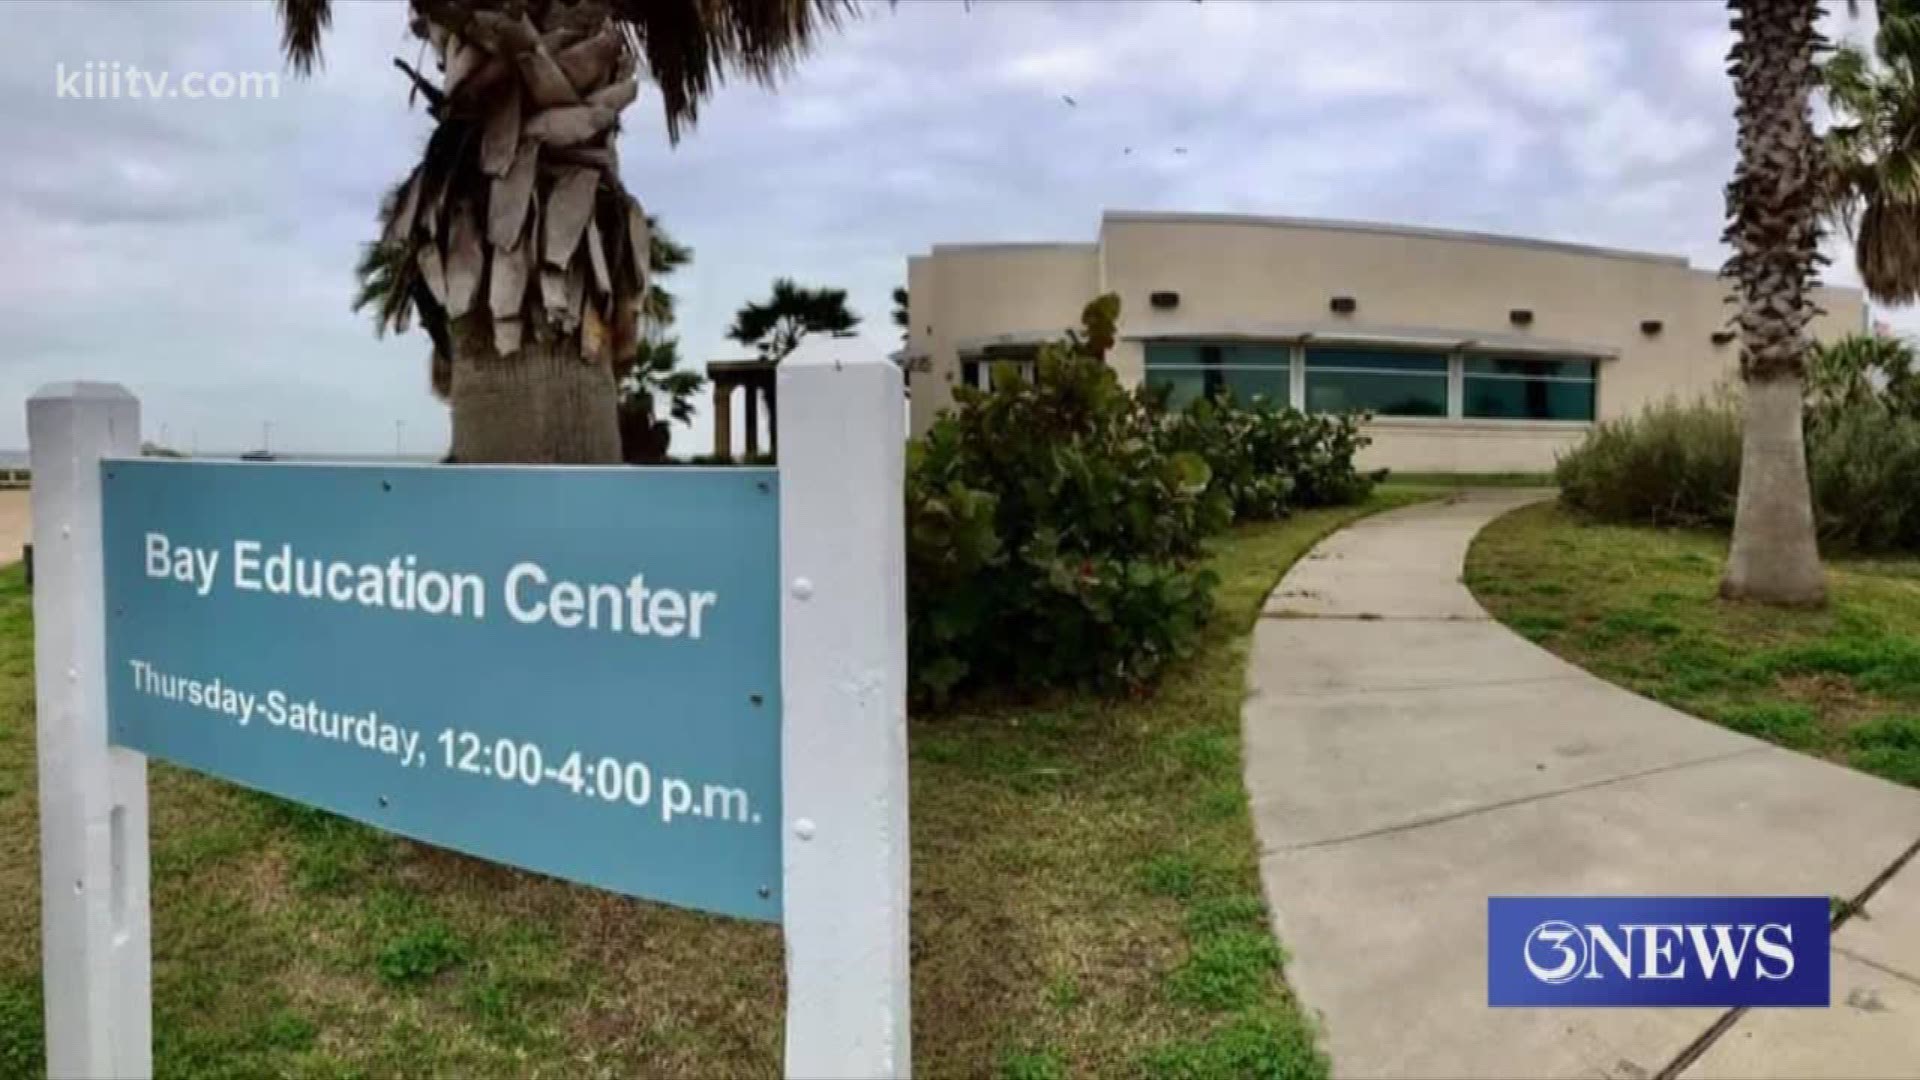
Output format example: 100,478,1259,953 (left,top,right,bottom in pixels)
29,383,152,1079
777,347,912,1079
